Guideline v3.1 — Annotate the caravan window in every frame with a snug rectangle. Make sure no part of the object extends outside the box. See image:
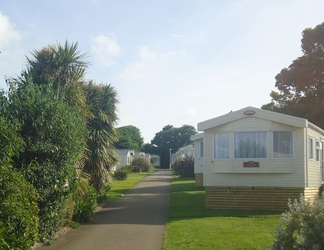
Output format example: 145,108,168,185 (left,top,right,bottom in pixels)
214,133,229,159
316,140,320,162
234,132,267,158
200,141,204,157
273,131,293,158
309,137,314,160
